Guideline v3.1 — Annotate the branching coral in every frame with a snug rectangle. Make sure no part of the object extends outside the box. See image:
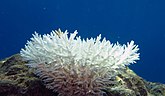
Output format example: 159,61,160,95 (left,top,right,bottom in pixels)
20,29,140,96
